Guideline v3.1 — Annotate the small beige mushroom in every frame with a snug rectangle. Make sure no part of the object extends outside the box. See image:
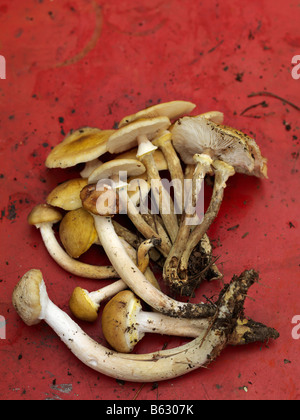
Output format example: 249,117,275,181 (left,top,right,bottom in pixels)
45,127,114,169
46,178,88,211
118,100,196,128
27,204,118,280
101,290,279,353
